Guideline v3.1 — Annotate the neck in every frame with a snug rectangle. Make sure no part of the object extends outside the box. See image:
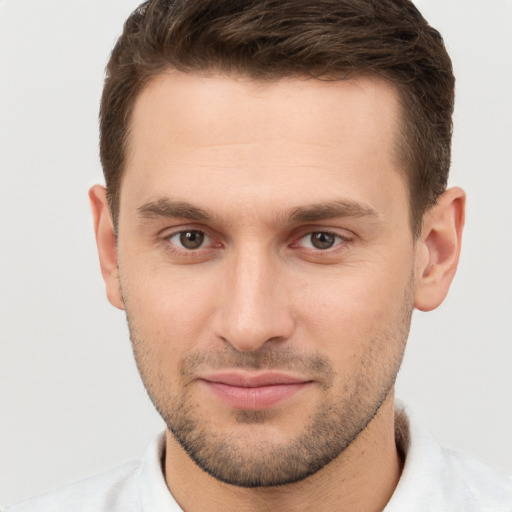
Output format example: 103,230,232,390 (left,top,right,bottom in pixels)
164,392,402,512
